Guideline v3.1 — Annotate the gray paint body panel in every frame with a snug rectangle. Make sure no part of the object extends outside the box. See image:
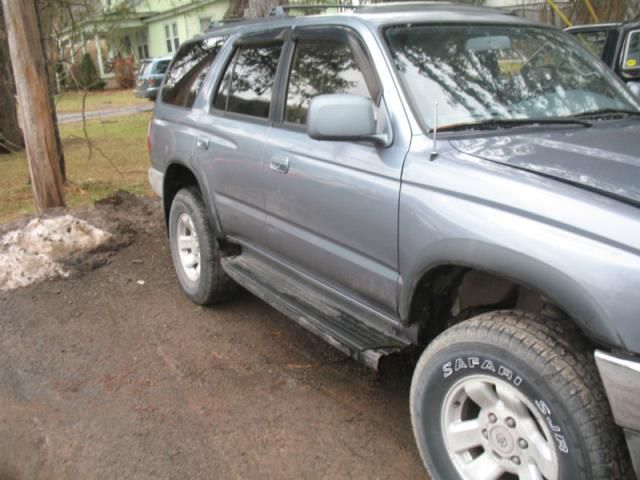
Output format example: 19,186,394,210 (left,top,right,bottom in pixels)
149,8,640,355
399,135,640,350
